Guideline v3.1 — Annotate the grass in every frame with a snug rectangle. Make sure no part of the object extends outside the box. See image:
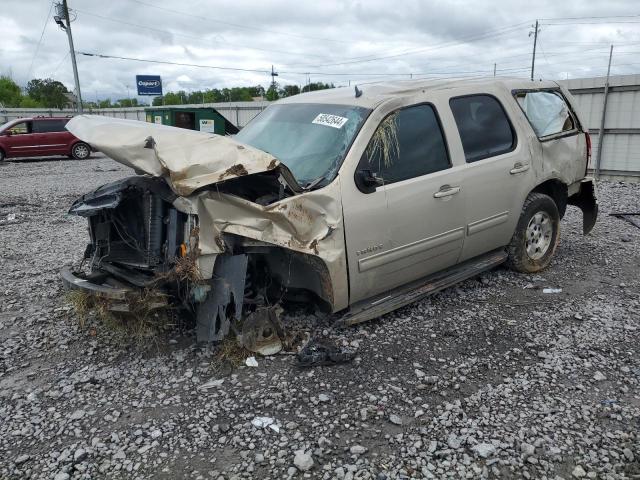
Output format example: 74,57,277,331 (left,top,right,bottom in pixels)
366,111,400,169
65,289,176,348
